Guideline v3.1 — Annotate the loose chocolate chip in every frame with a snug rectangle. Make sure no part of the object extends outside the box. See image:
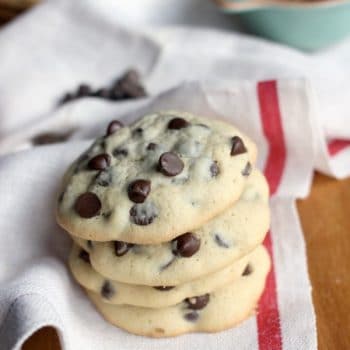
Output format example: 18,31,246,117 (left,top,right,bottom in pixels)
153,286,175,291
184,311,199,322
101,281,115,299
106,120,124,136
94,171,112,187
79,249,90,264
32,131,71,145
147,142,157,151
173,232,200,258
109,84,125,100
129,203,158,226
231,136,247,156
87,240,93,249
122,69,140,84
158,152,184,177
121,81,146,99
168,117,189,130
242,162,252,176
94,88,111,99
112,148,128,157
74,192,101,218
185,294,210,310
128,179,151,203
242,264,253,276
77,84,92,97
214,234,230,248
59,92,75,105
210,161,220,177
114,241,134,257
88,153,111,170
